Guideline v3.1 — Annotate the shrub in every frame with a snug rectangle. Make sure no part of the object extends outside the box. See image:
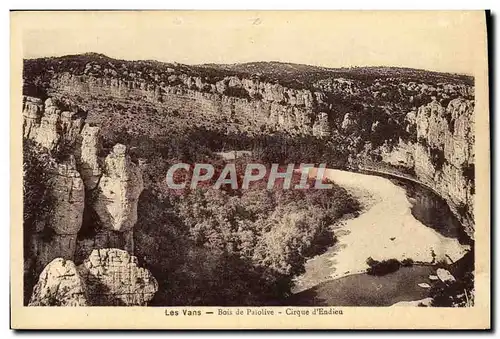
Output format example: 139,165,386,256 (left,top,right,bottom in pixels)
461,163,475,184
456,203,470,219
401,258,414,267
224,87,251,100
429,146,446,171
23,139,55,304
366,257,401,276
